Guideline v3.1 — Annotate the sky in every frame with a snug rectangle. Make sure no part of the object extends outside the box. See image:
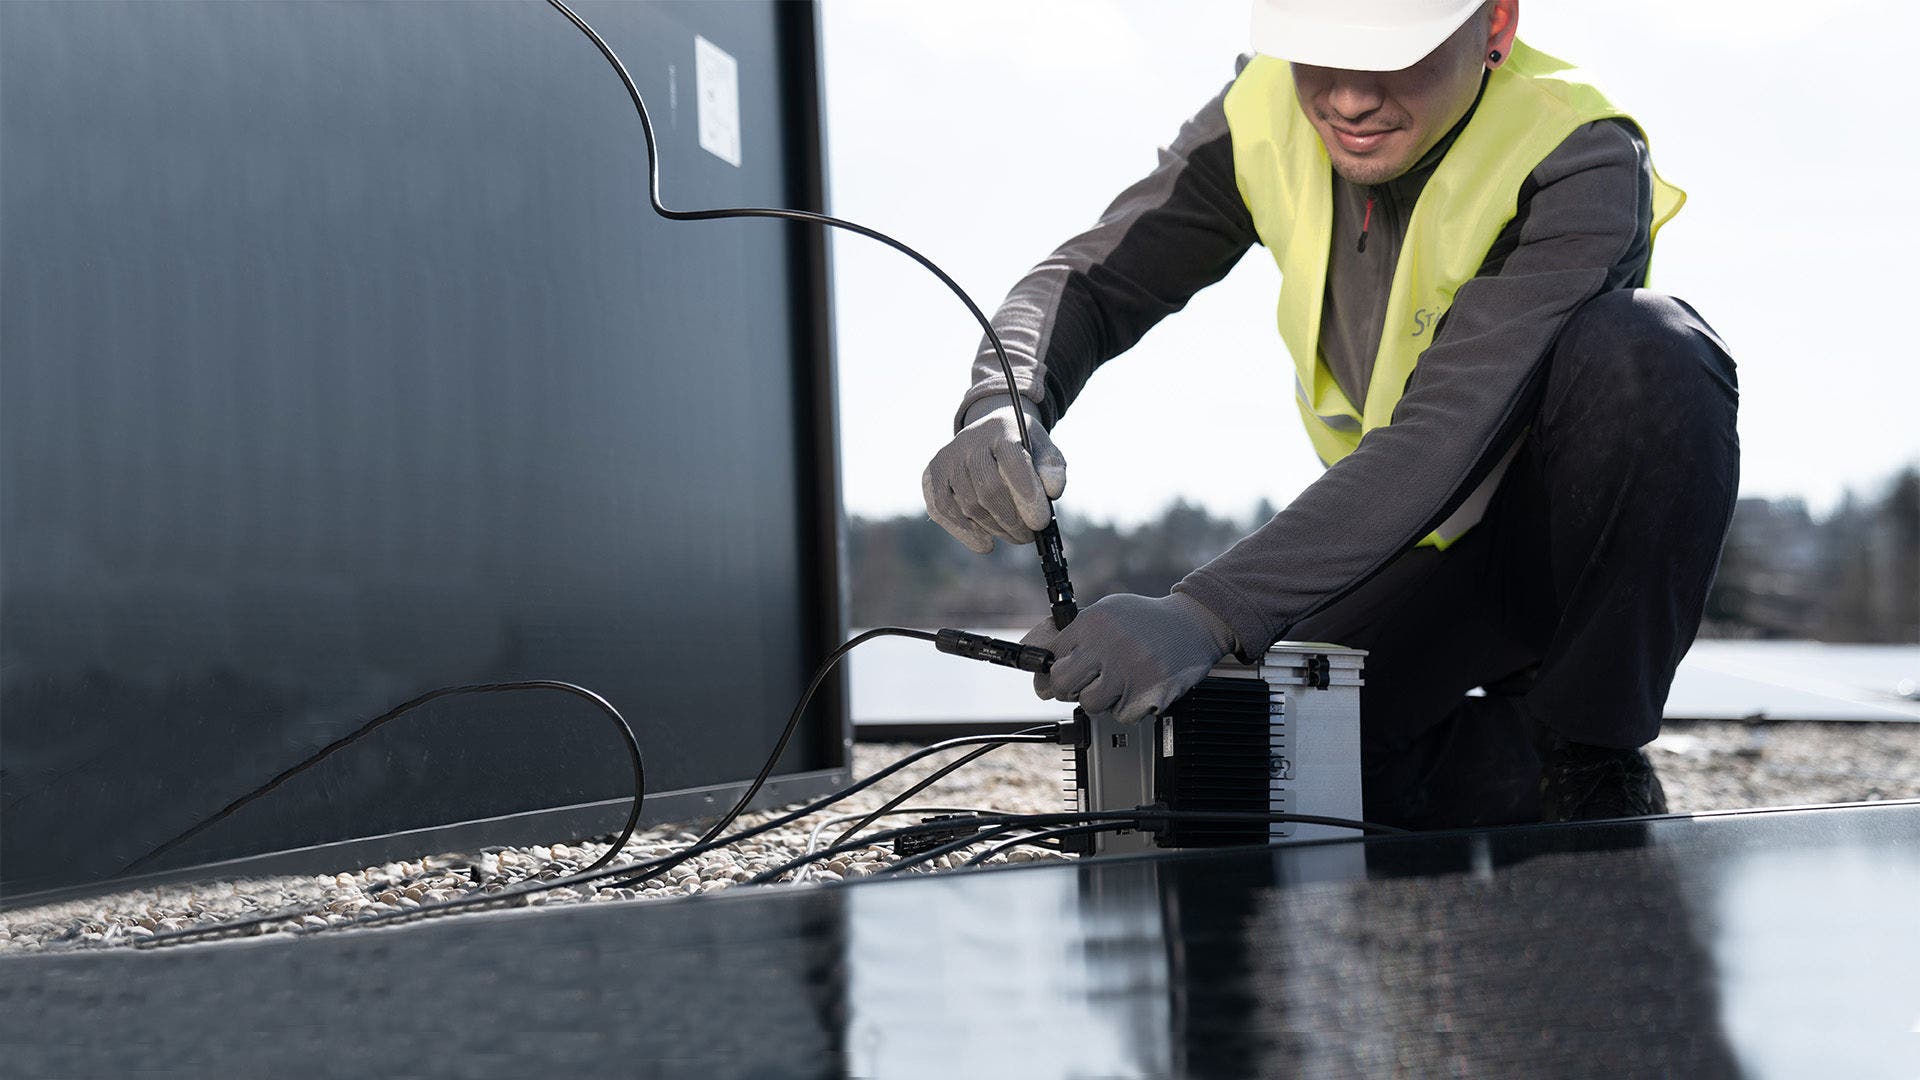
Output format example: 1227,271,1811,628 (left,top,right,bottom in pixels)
816,0,1920,526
